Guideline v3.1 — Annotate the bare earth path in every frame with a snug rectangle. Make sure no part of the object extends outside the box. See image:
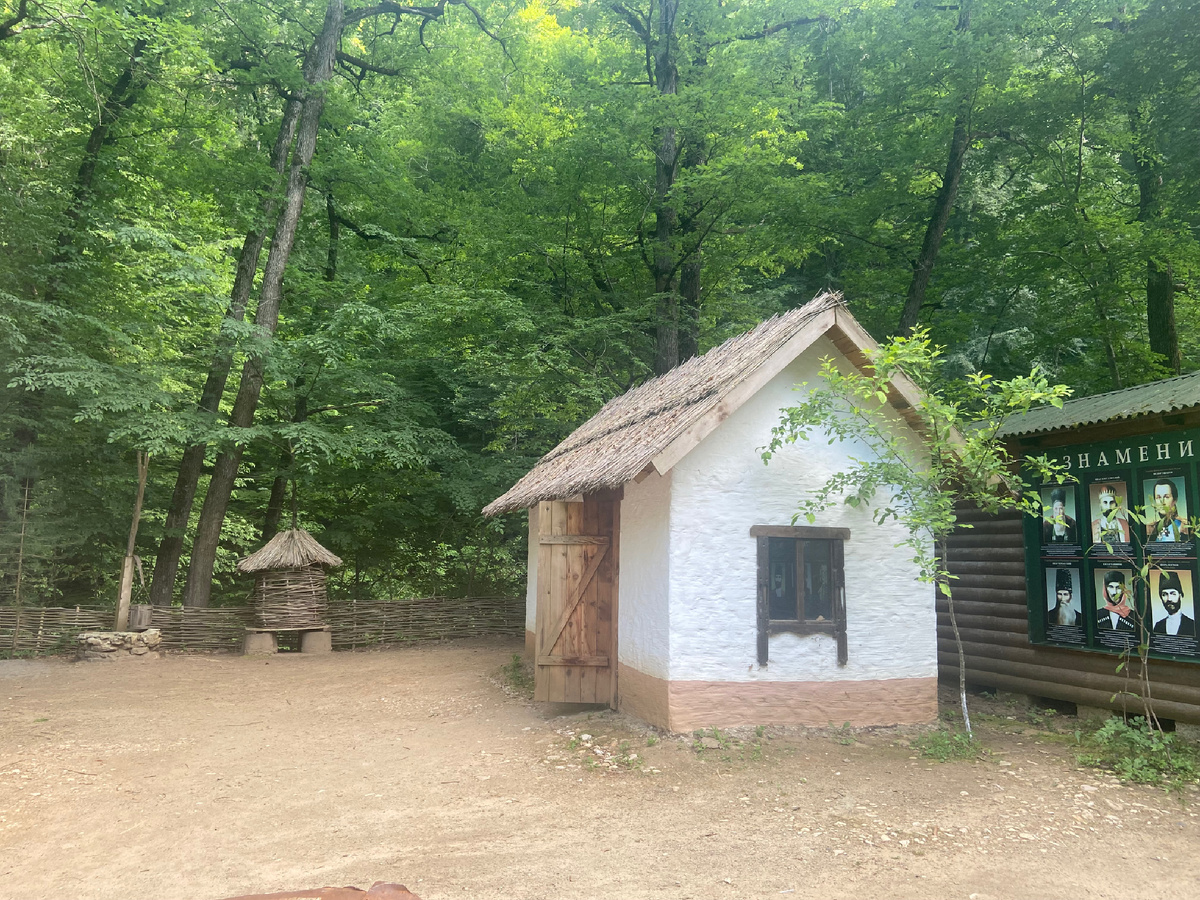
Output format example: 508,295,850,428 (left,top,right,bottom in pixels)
1,638,1198,900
